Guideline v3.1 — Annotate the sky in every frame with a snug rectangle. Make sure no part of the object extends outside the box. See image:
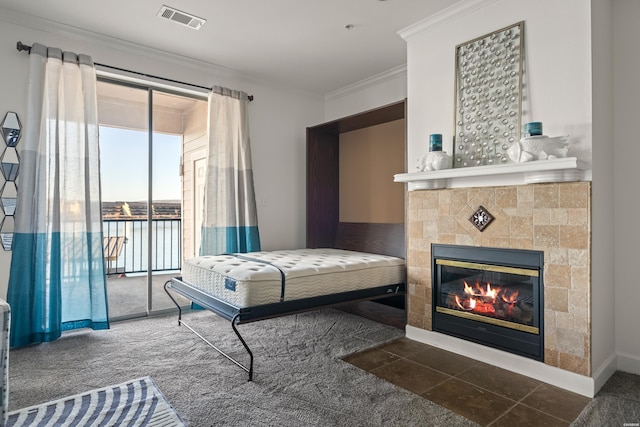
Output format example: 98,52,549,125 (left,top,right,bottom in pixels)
99,126,181,202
